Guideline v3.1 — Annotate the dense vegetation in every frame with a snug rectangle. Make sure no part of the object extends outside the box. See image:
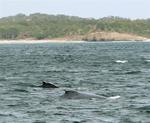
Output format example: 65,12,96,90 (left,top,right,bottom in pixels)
0,13,150,40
